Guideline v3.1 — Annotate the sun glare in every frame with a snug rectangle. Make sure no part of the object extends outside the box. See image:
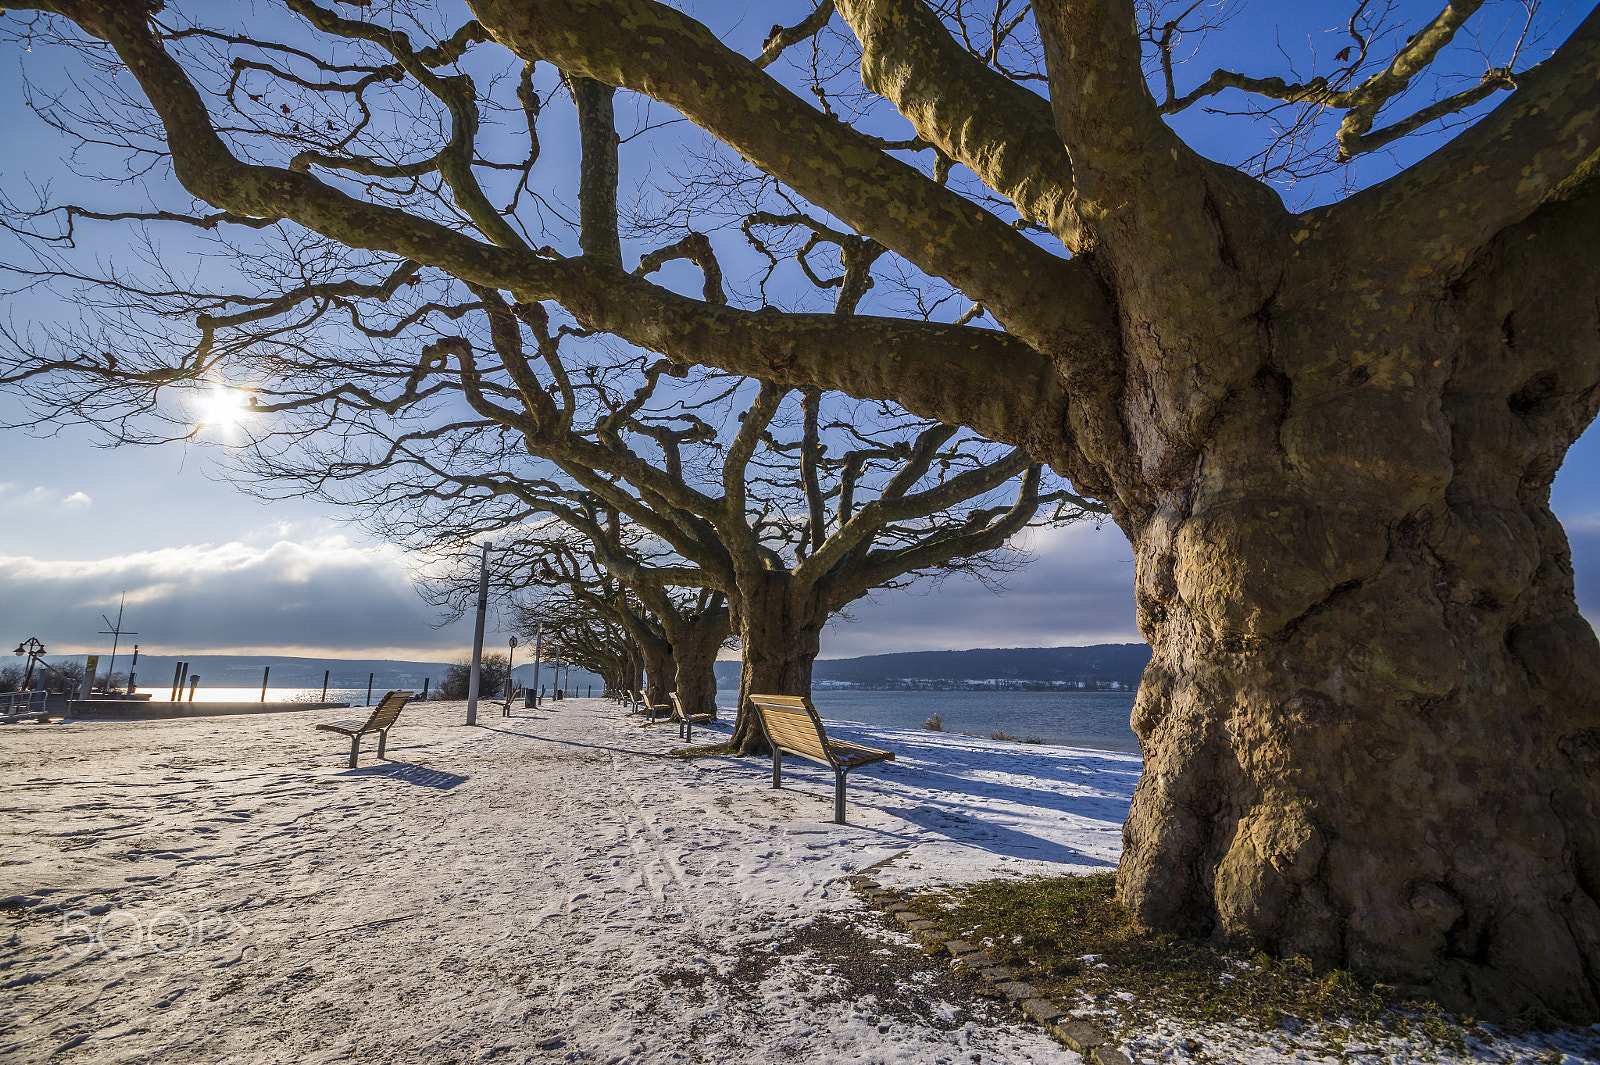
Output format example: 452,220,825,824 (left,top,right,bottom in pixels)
196,386,251,430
